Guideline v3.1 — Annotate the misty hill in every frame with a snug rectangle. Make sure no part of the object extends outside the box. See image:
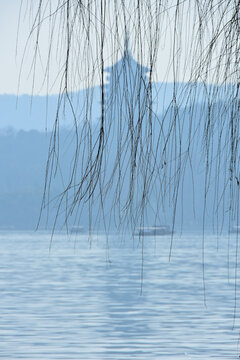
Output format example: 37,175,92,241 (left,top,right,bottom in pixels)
0,81,229,133
0,130,50,229
0,99,231,232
